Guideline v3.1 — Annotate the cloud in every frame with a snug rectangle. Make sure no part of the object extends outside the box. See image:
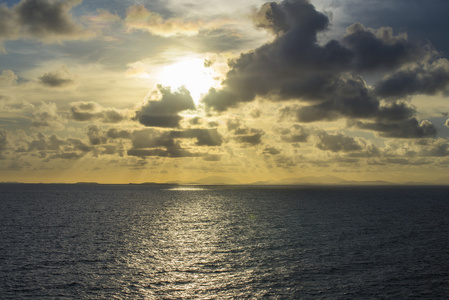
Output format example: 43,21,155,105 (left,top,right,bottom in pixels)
105,128,133,140
125,4,200,37
342,22,422,71
0,97,34,112
125,4,228,37
0,70,18,86
25,132,91,159
202,0,439,138
335,0,449,55
31,102,65,129
0,0,90,44
86,125,132,145
374,58,449,99
235,129,264,145
417,139,449,157
126,126,223,158
189,116,202,125
226,117,264,145
354,118,436,139
86,125,107,145
170,128,223,146
130,129,172,149
82,9,121,34
252,2,291,35
278,124,310,143
202,0,352,110
0,128,7,152
203,154,221,161
128,129,186,158
38,66,75,88
291,75,380,122
127,144,197,159
263,146,281,155
0,4,17,40
93,144,125,157
69,101,127,123
316,131,362,152
134,85,195,128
